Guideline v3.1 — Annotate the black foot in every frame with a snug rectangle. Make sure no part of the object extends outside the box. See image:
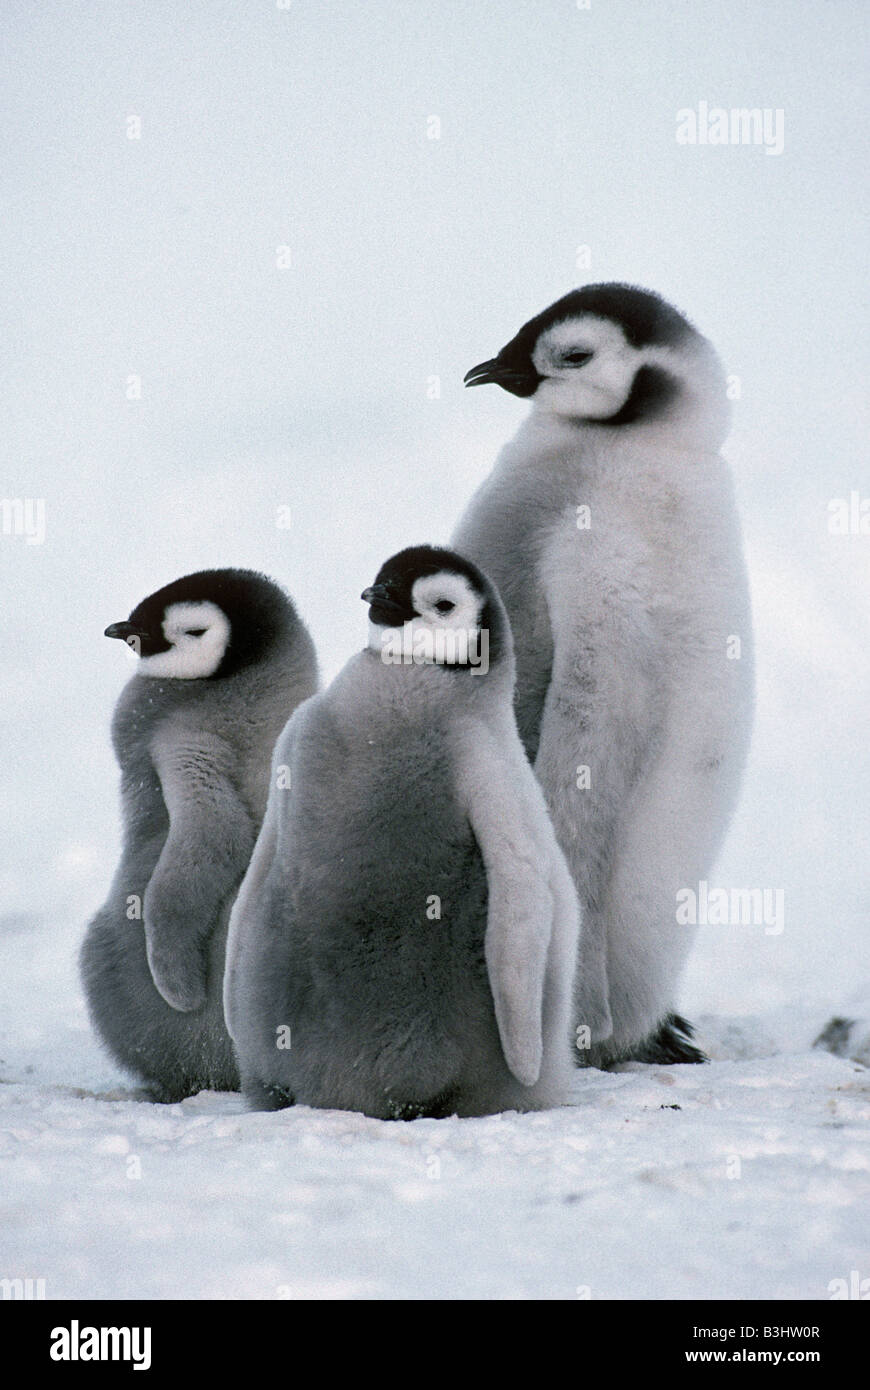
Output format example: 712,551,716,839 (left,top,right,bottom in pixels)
625,1012,708,1065
142,1072,238,1103
142,1081,194,1104
387,1088,459,1121
243,1076,295,1111
813,1016,855,1056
